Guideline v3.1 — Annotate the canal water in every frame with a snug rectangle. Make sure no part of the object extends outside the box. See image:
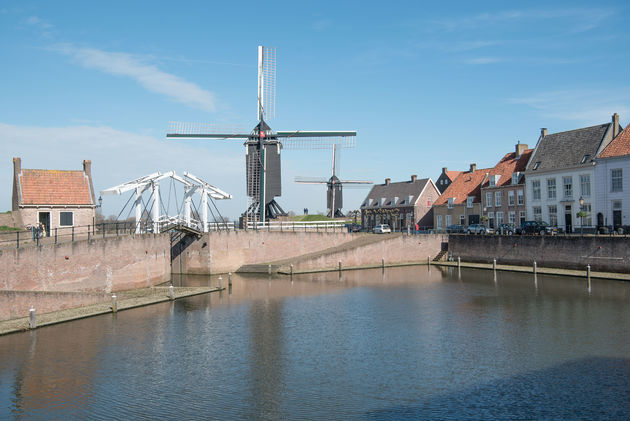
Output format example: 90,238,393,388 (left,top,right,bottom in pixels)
1,266,629,420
